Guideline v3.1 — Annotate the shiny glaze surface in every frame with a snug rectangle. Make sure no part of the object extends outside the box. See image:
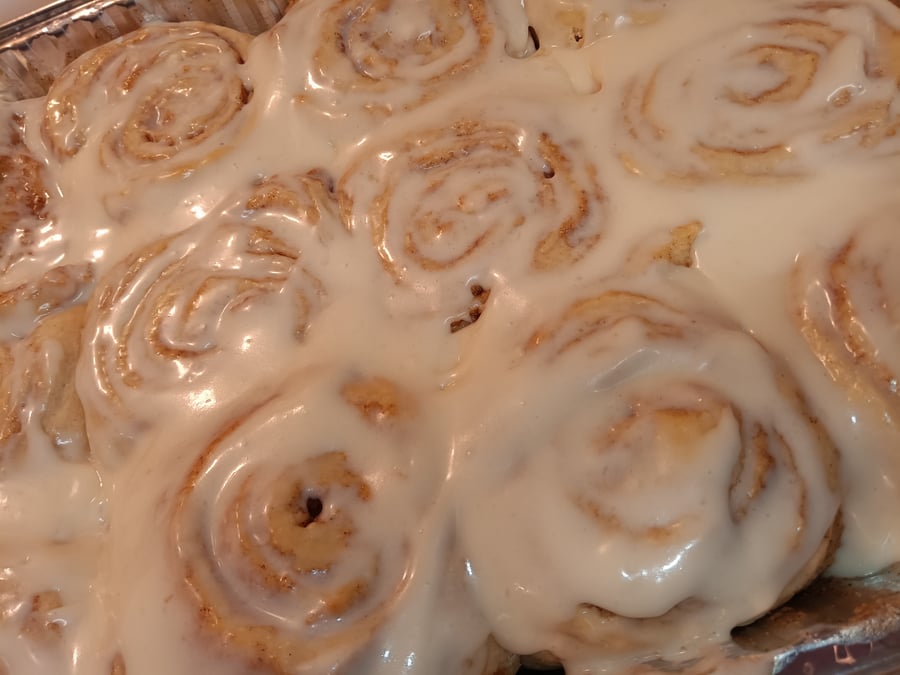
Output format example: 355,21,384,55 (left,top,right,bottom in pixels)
0,0,898,673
